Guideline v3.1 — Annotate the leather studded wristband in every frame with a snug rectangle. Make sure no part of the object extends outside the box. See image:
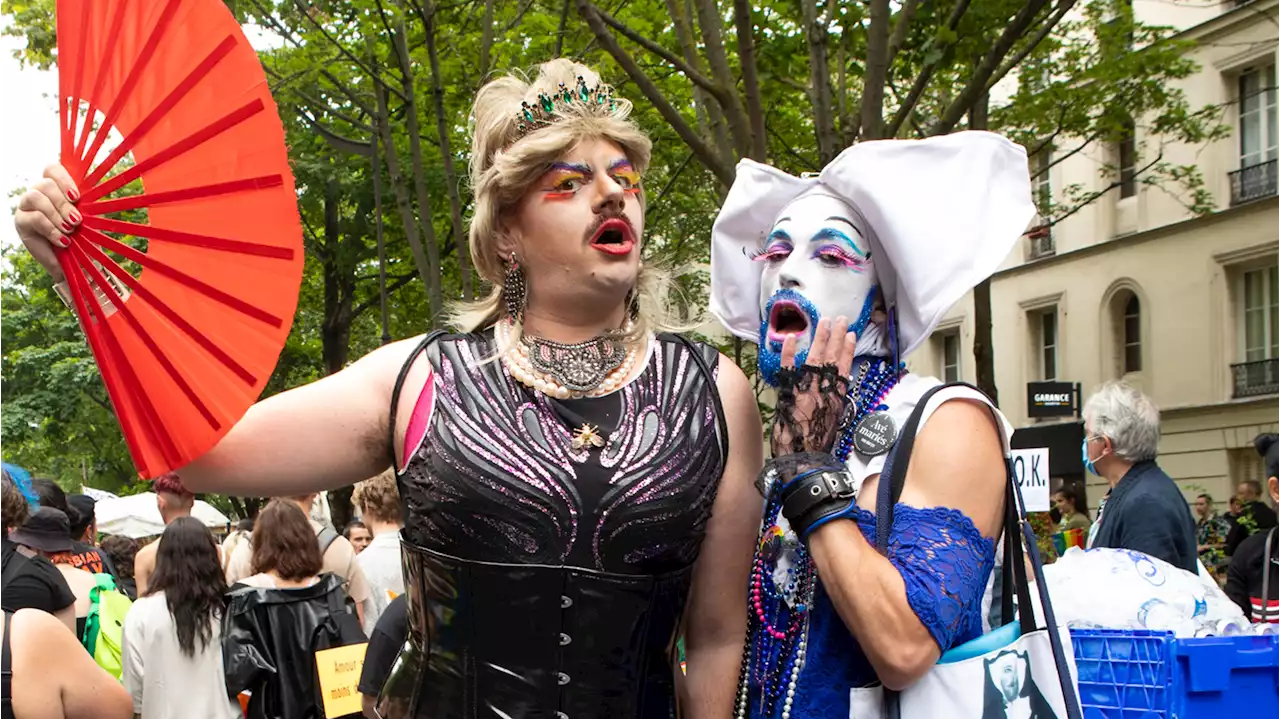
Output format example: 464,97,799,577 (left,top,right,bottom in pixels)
779,467,859,540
